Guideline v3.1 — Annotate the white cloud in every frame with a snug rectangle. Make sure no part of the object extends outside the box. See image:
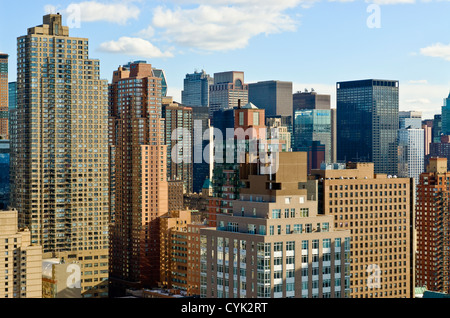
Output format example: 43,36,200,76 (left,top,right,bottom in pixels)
98,36,174,58
136,25,155,39
420,43,450,61
151,4,300,51
45,1,140,25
